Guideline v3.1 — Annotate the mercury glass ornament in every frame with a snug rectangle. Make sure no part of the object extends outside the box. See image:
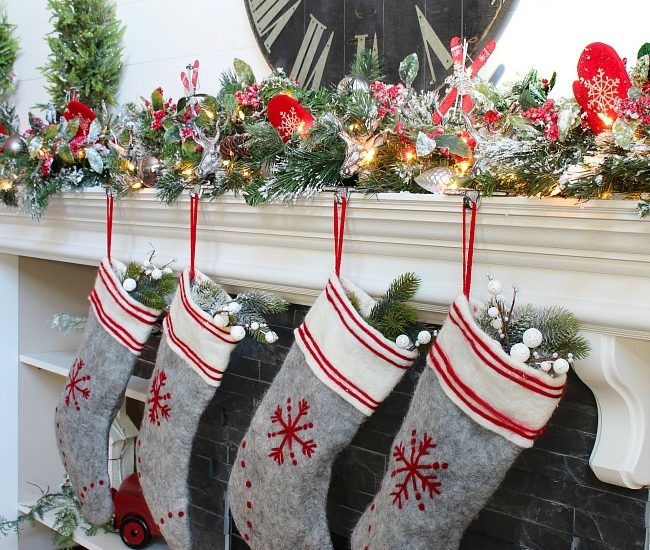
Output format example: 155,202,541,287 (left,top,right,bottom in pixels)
337,75,371,93
415,166,456,194
138,155,160,188
3,134,24,154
